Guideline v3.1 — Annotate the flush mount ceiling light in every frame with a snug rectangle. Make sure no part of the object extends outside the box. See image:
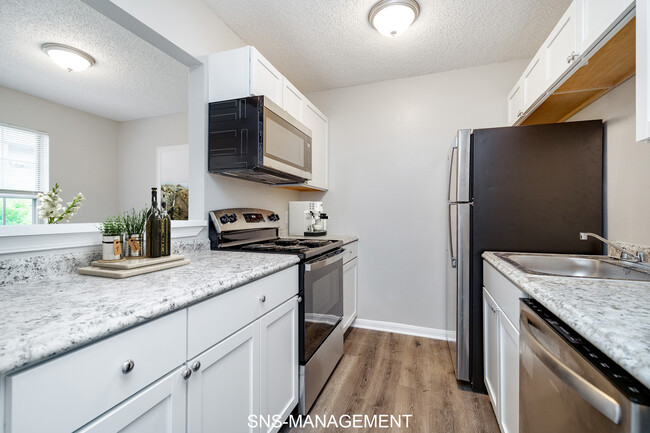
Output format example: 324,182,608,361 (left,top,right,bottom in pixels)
41,43,96,72
368,0,420,38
